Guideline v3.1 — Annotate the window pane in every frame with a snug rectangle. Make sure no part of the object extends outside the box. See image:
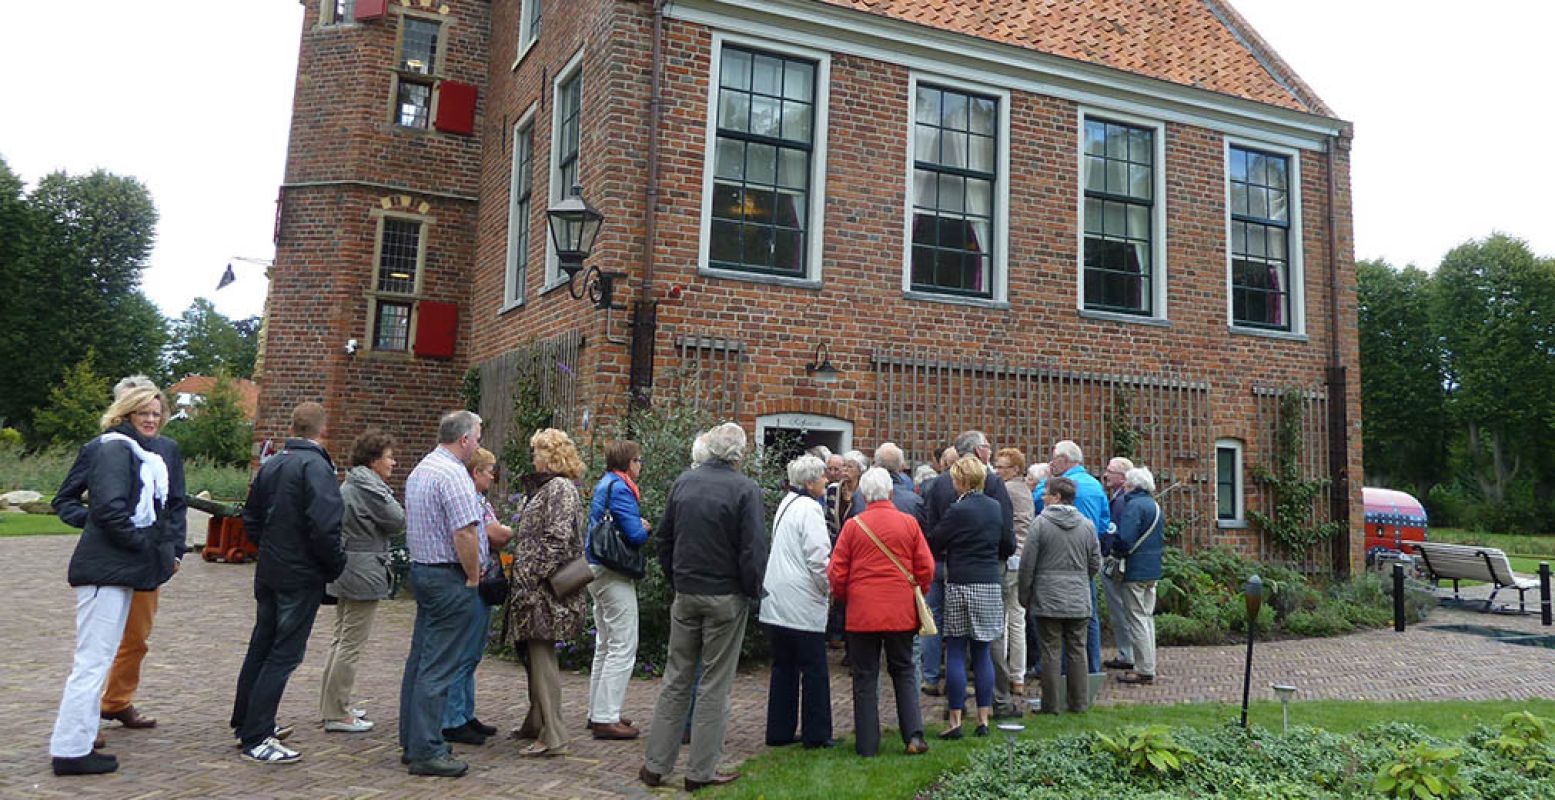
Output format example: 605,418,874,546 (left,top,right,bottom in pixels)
1217,447,1235,519
1249,186,1269,220
1084,155,1105,192
915,127,939,162
780,100,812,143
1106,159,1127,195
969,133,995,173
1267,157,1288,189
374,302,411,351
773,228,803,271
1126,204,1150,240
1129,127,1152,165
941,131,968,168
913,169,937,209
1128,164,1151,200
915,86,939,124
937,173,964,213
1229,148,1247,181
714,138,745,180
783,61,813,101
777,148,807,189
969,97,996,135
710,220,742,263
1105,124,1127,159
1231,182,1248,216
1084,197,1103,235
966,178,991,216
1269,189,1289,223
749,95,780,138
746,143,777,185
711,182,742,220
396,80,431,128
1104,200,1126,237
1085,121,1106,156
941,90,967,130
752,54,782,95
721,49,751,89
718,90,750,132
